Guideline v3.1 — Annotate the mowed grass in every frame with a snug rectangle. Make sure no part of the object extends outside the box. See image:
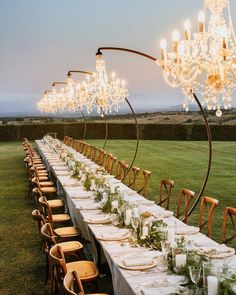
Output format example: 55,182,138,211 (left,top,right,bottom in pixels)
0,142,46,295
0,140,236,294
88,140,236,247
